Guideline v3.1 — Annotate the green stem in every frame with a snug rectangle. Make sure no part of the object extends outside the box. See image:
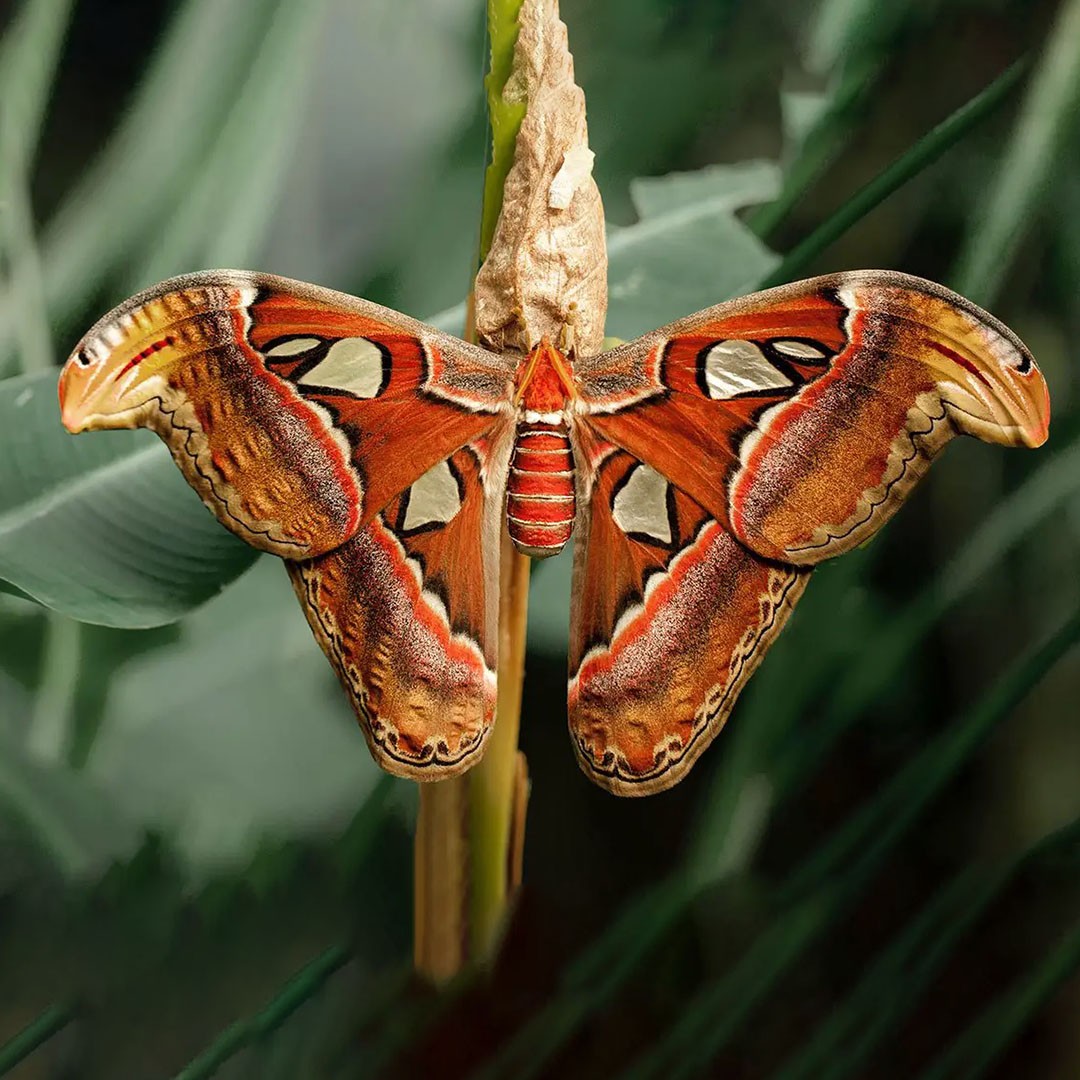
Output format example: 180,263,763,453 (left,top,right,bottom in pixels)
759,60,1027,289
413,0,531,982
0,1003,76,1077
27,613,80,763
